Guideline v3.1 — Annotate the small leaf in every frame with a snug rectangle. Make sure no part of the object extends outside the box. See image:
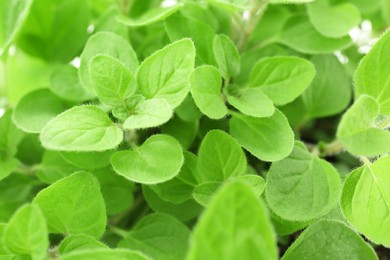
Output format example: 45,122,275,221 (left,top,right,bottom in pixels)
60,150,114,170
213,34,240,79
33,172,107,239
60,248,148,260
266,141,341,221
90,54,137,107
270,0,313,3
336,95,390,156
123,98,173,129
282,220,377,260
40,105,123,152
118,213,191,260
230,110,294,162
190,65,227,119
59,234,108,255
206,0,250,11
341,156,390,246
3,204,48,260
249,56,315,105
137,39,195,108
0,158,19,181
117,5,181,27
0,110,25,159
111,134,183,184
